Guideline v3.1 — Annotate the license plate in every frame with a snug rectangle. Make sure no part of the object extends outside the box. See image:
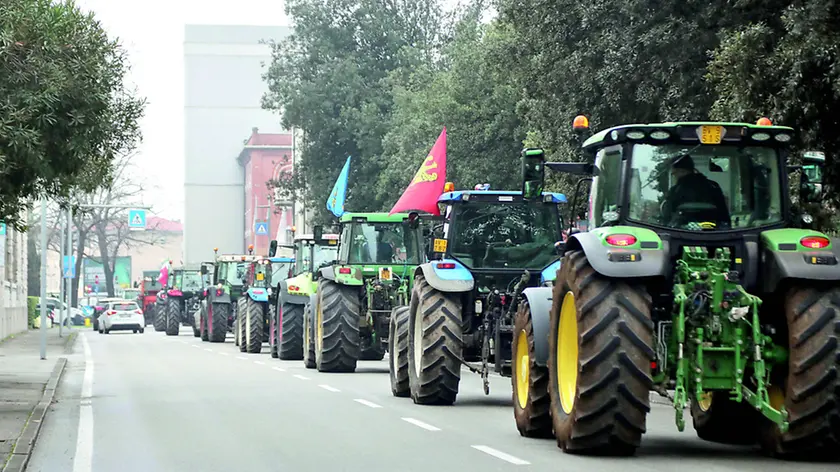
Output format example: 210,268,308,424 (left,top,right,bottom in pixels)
433,238,447,252
119,313,131,318
699,125,723,144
